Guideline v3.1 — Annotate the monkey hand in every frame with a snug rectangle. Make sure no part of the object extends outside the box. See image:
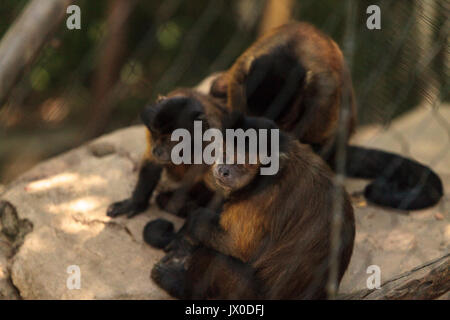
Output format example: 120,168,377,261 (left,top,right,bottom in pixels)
156,191,199,218
106,198,148,218
185,208,217,242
